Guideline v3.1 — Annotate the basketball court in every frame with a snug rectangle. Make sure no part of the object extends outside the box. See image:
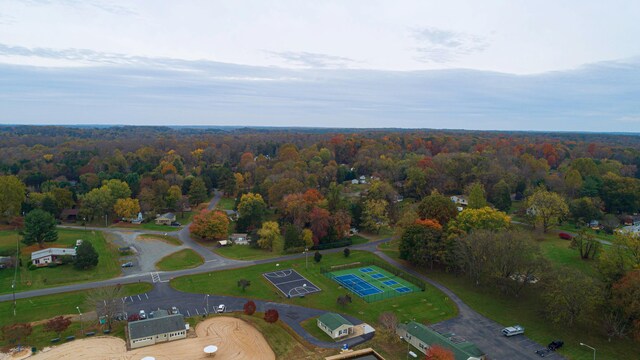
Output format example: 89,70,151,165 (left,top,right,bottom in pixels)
262,268,321,298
